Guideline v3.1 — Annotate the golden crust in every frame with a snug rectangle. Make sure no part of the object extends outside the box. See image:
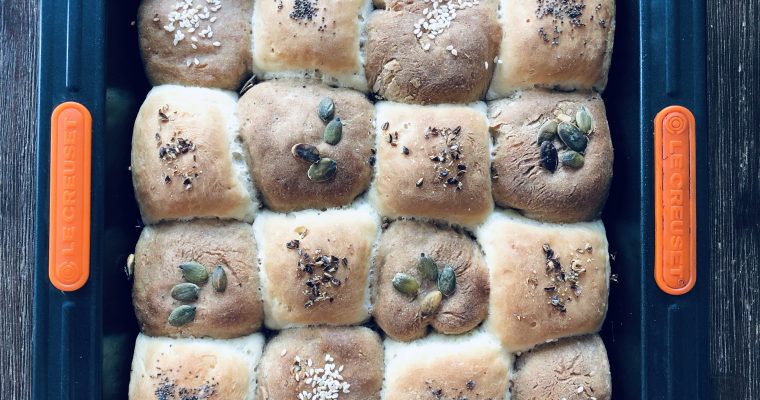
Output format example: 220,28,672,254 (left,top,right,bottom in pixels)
138,0,252,90
488,90,613,223
257,327,384,400
372,220,489,341
132,221,263,338
237,80,375,212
